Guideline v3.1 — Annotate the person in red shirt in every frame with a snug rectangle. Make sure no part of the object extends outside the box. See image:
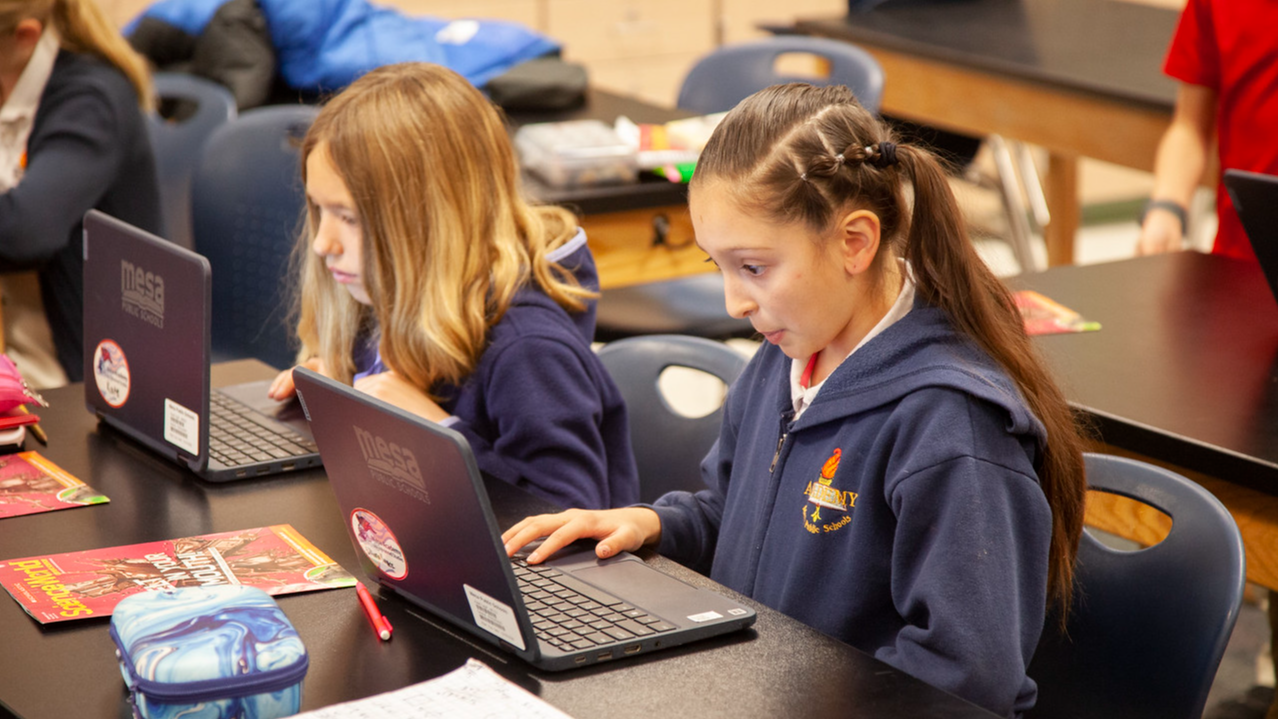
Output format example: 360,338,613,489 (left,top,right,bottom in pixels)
1137,0,1277,260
